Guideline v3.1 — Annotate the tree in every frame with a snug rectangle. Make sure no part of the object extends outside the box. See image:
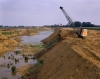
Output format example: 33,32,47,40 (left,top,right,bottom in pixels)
0,25,3,28
74,21,81,27
82,22,93,27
